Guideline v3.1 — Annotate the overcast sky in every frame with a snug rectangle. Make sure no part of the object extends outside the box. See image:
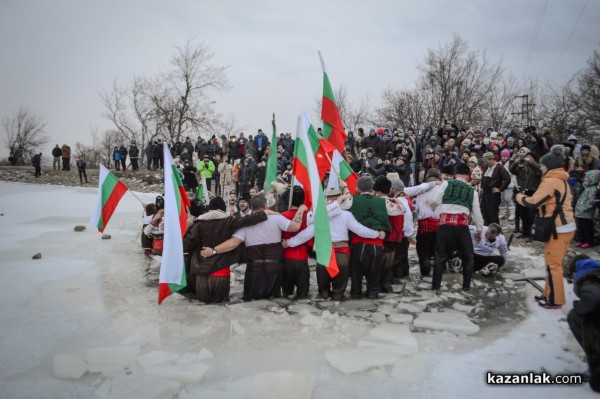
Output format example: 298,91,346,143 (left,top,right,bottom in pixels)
1,0,599,157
